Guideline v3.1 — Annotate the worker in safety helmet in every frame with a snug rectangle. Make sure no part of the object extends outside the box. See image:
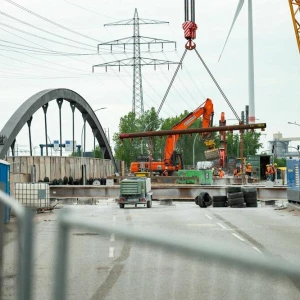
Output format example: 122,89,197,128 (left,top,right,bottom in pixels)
270,163,277,182
246,163,252,177
265,164,272,181
218,168,225,178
